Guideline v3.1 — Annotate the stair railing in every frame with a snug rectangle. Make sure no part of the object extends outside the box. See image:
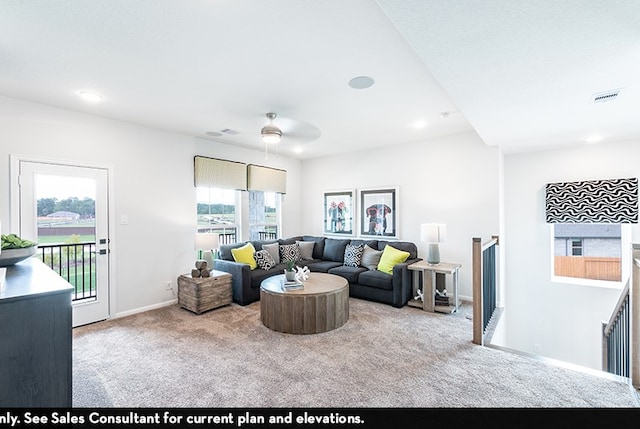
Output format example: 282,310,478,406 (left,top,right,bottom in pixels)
602,245,639,388
472,235,499,345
